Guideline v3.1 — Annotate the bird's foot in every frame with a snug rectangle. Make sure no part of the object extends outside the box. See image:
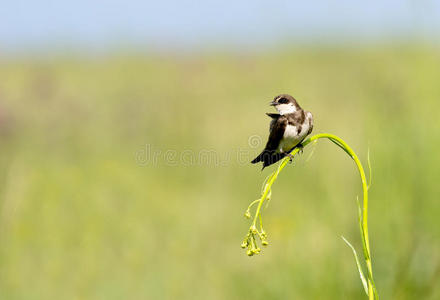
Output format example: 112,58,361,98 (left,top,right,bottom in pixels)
297,143,304,155
286,153,295,163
